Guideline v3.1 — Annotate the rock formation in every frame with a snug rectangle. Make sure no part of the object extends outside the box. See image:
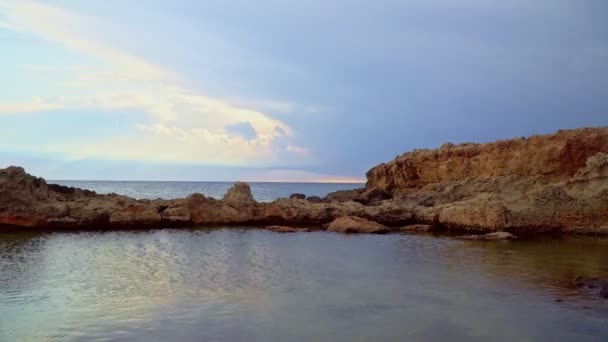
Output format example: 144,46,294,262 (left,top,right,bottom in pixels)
1,127,607,235
361,127,608,235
